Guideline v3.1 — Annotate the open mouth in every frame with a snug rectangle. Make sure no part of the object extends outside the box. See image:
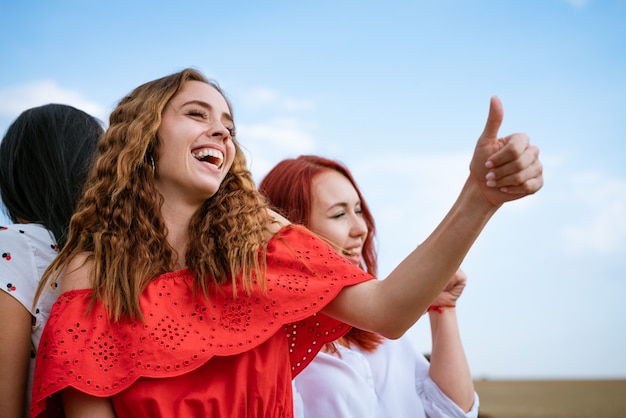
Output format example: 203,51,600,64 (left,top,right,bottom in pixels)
192,148,224,169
